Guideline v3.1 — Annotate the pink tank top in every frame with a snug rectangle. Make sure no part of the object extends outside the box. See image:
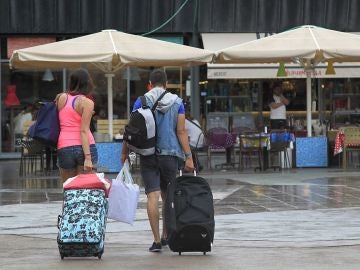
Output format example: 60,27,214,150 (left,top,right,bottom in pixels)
57,95,95,149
